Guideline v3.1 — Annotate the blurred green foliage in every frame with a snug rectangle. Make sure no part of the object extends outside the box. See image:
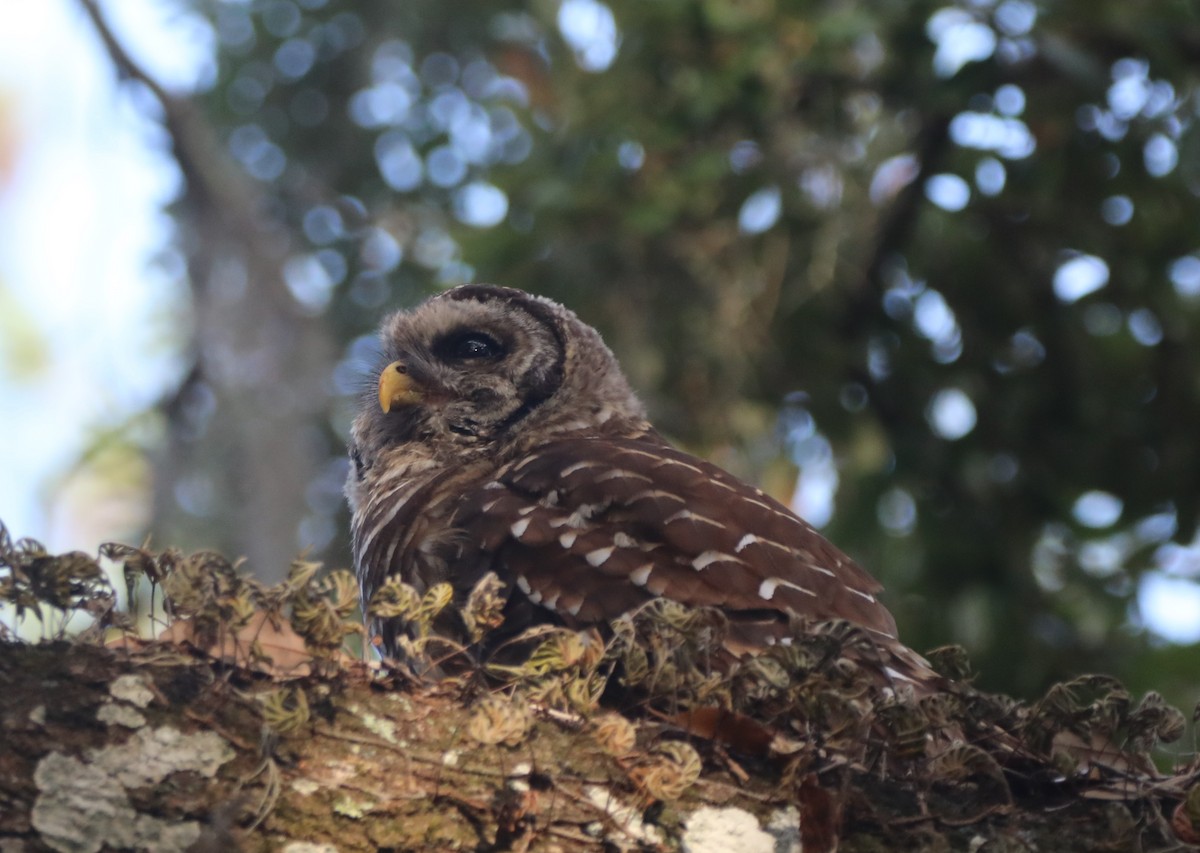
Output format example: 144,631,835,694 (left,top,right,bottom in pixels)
176,0,1200,702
